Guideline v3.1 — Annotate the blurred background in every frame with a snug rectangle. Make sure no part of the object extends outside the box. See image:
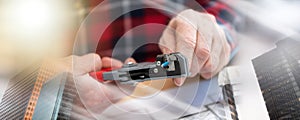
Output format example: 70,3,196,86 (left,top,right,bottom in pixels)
0,0,91,102
0,0,80,77
1,0,300,77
